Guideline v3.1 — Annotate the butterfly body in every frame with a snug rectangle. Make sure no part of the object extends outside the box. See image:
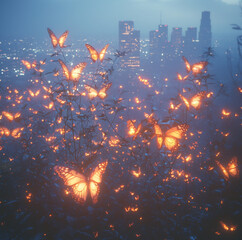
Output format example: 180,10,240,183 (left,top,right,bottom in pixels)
58,59,87,81
54,161,108,204
47,28,69,48
127,120,142,140
182,56,208,75
0,127,24,138
154,124,188,150
216,157,239,181
85,44,109,62
2,111,21,122
84,83,112,100
179,91,206,110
